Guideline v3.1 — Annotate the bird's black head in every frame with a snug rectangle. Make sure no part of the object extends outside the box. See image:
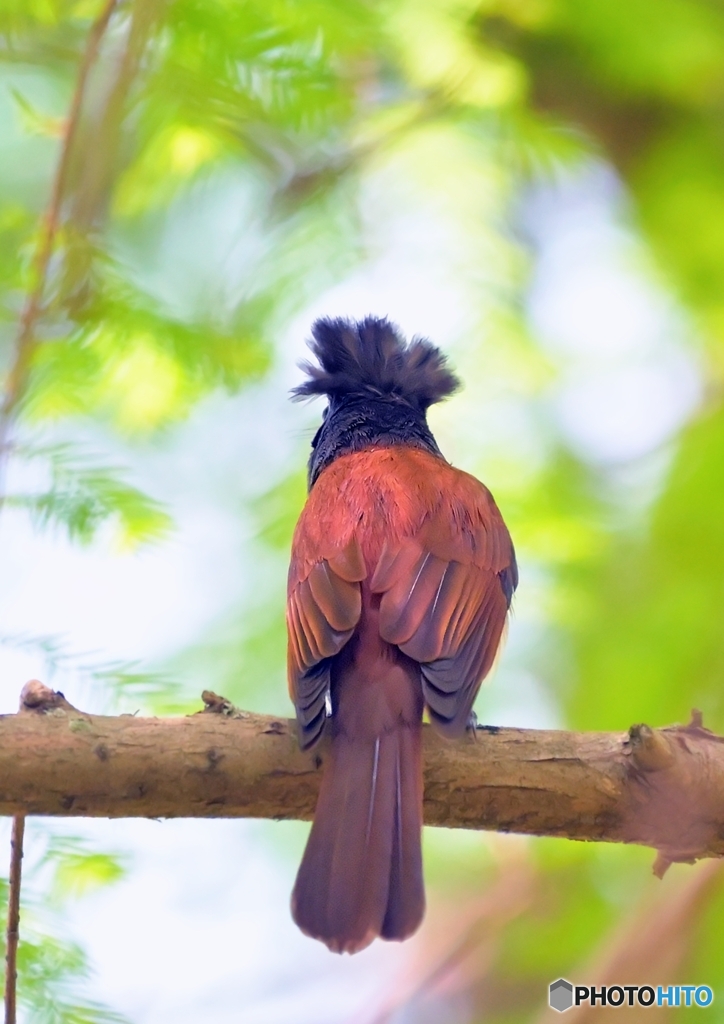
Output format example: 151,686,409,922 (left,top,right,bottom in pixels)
292,316,460,487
